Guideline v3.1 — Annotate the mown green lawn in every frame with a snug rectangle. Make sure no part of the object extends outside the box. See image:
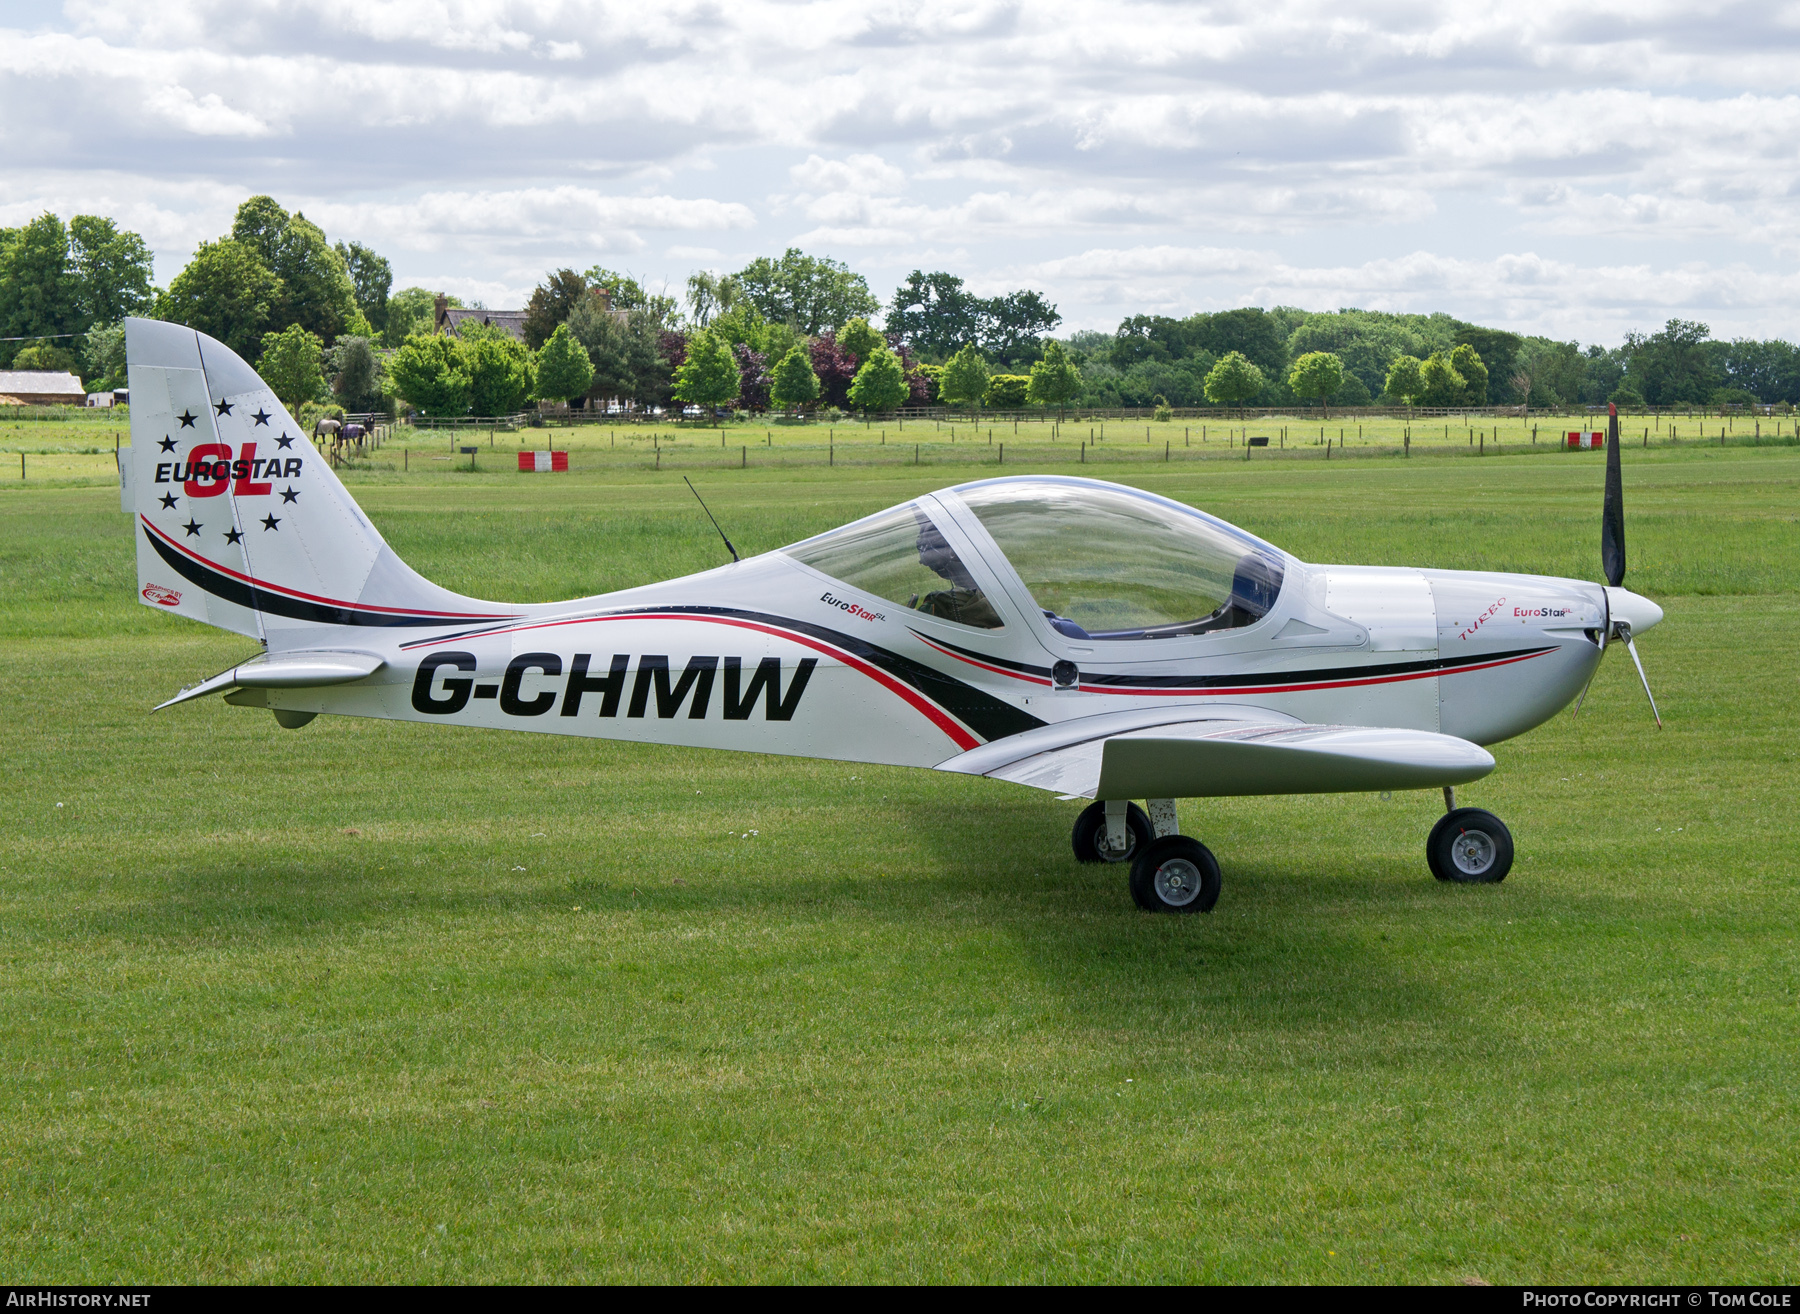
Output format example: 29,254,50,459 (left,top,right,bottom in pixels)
1,446,1796,1282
